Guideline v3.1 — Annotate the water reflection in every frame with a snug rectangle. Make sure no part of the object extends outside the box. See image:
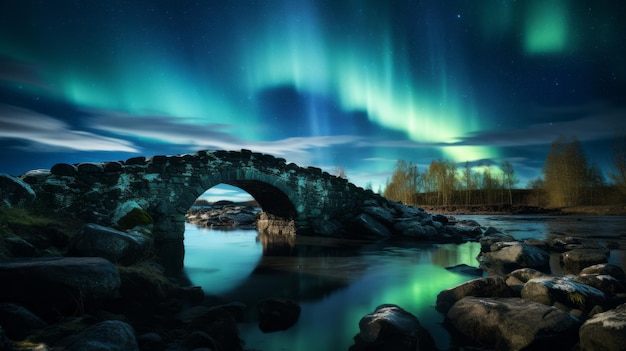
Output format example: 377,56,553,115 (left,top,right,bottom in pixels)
183,223,482,350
